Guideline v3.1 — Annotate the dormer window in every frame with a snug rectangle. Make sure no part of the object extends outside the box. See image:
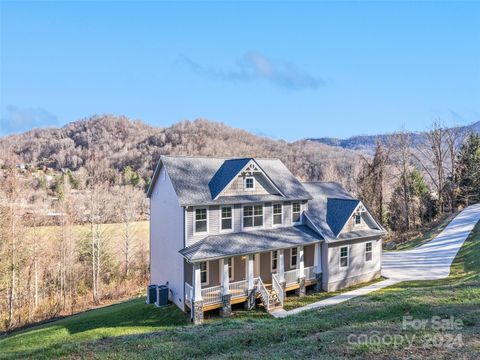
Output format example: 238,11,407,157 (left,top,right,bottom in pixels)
244,177,255,191
354,214,362,226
